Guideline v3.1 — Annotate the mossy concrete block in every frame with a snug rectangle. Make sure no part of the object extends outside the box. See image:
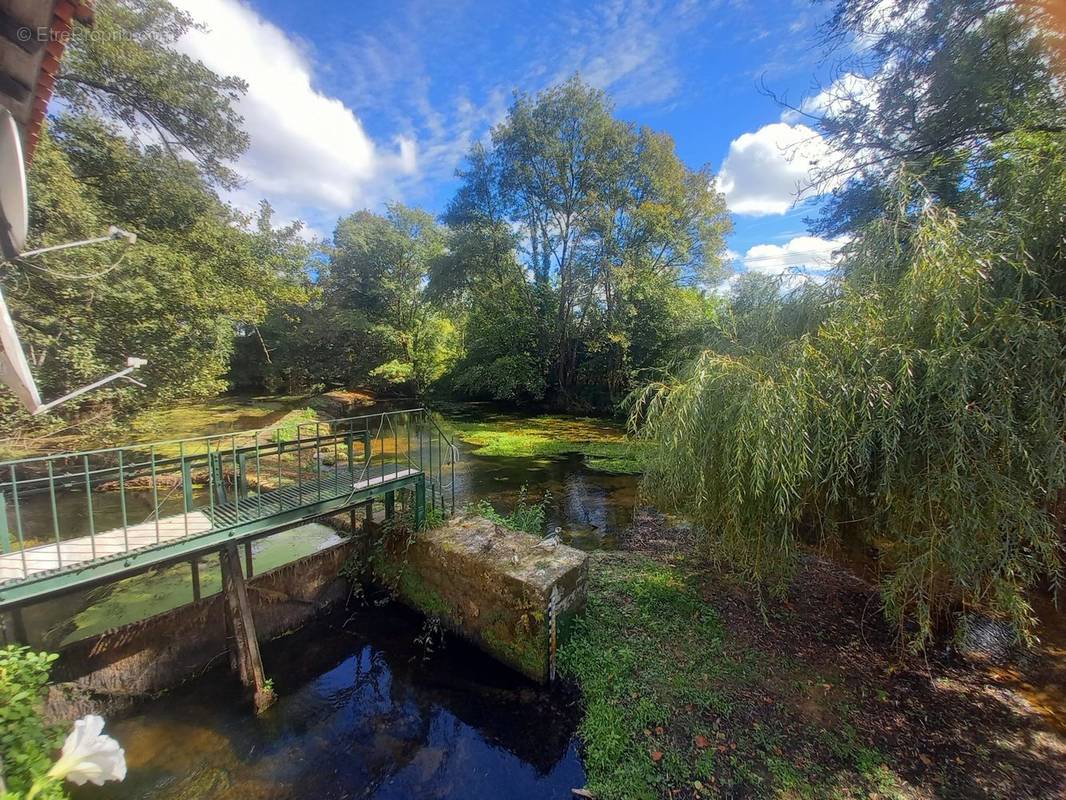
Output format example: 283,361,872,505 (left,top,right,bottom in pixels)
380,515,588,682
